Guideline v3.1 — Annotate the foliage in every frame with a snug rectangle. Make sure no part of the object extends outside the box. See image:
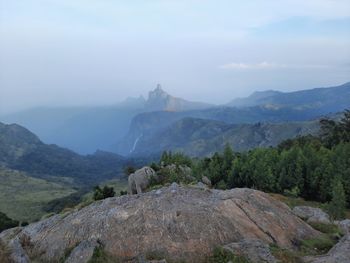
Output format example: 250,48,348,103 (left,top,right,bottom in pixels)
270,244,303,263
300,236,336,255
119,190,127,196
0,211,19,232
93,186,115,201
308,222,342,236
88,245,120,263
160,151,193,167
207,247,250,263
327,176,347,220
153,110,350,208
124,166,136,175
